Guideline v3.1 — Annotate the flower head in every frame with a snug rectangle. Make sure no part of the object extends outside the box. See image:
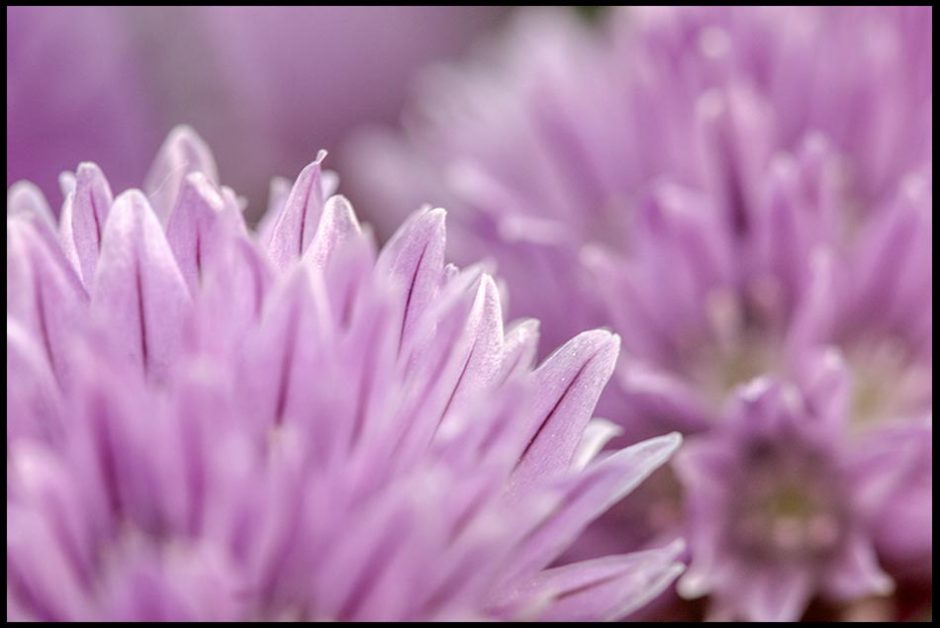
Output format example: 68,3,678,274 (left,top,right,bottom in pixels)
6,127,684,621
675,356,925,621
351,6,932,357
